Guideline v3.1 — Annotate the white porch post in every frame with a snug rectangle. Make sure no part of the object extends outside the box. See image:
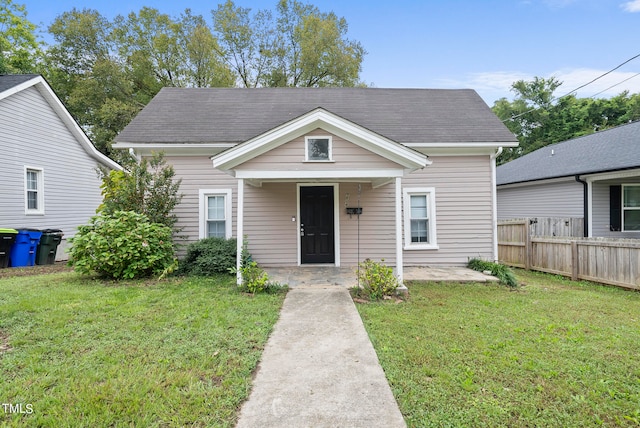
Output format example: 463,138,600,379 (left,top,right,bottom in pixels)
490,148,502,261
236,178,244,285
395,177,403,283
